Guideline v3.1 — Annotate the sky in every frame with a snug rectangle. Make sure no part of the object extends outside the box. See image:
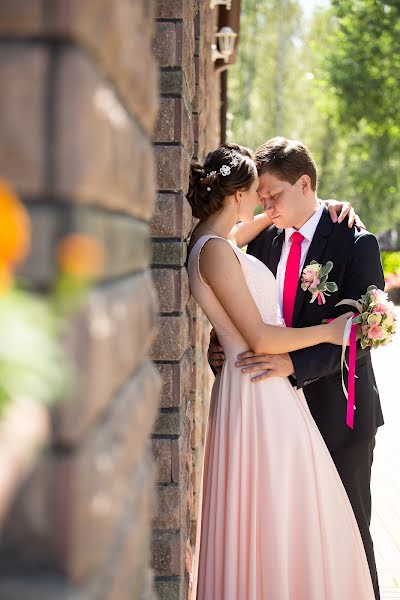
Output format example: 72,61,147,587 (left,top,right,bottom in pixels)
299,0,331,19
